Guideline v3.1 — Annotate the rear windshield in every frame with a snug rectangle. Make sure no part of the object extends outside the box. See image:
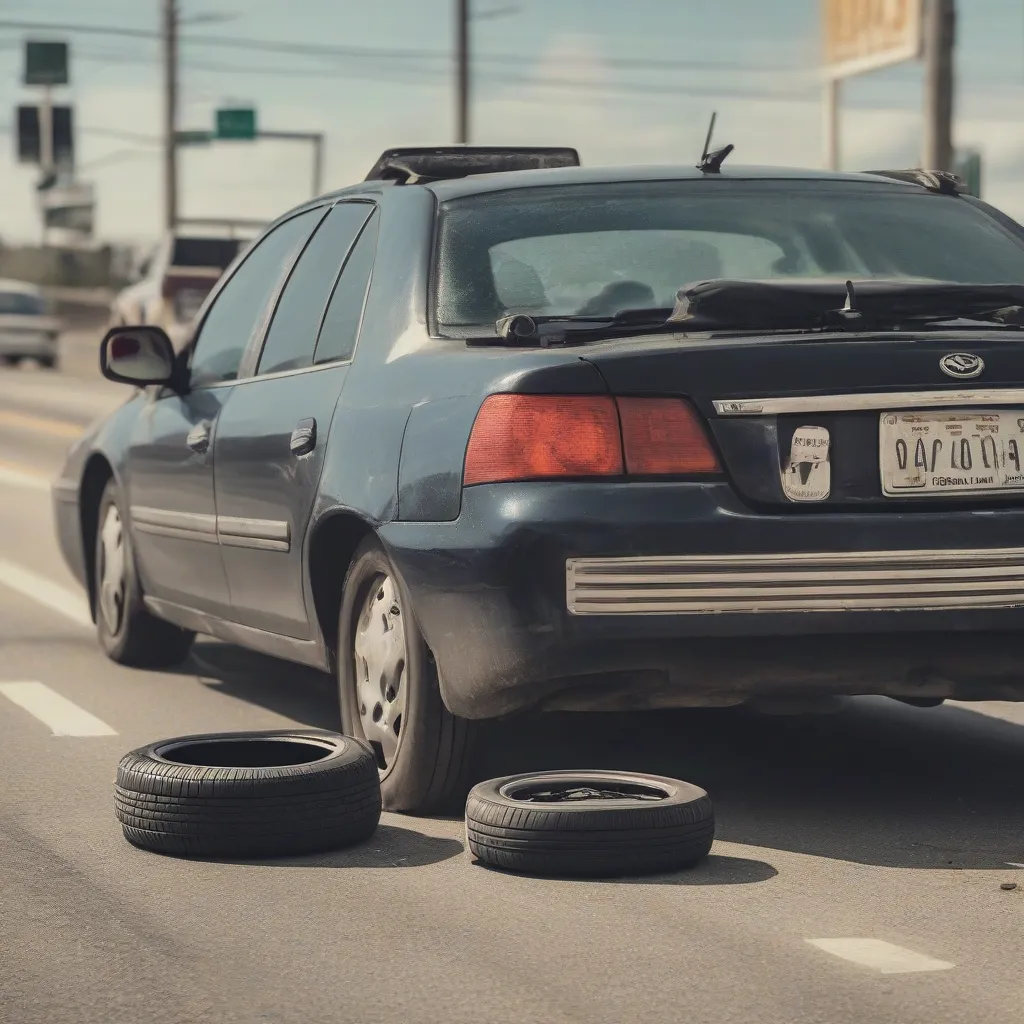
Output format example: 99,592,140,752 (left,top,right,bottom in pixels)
171,237,242,270
433,181,1024,331
0,290,45,315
